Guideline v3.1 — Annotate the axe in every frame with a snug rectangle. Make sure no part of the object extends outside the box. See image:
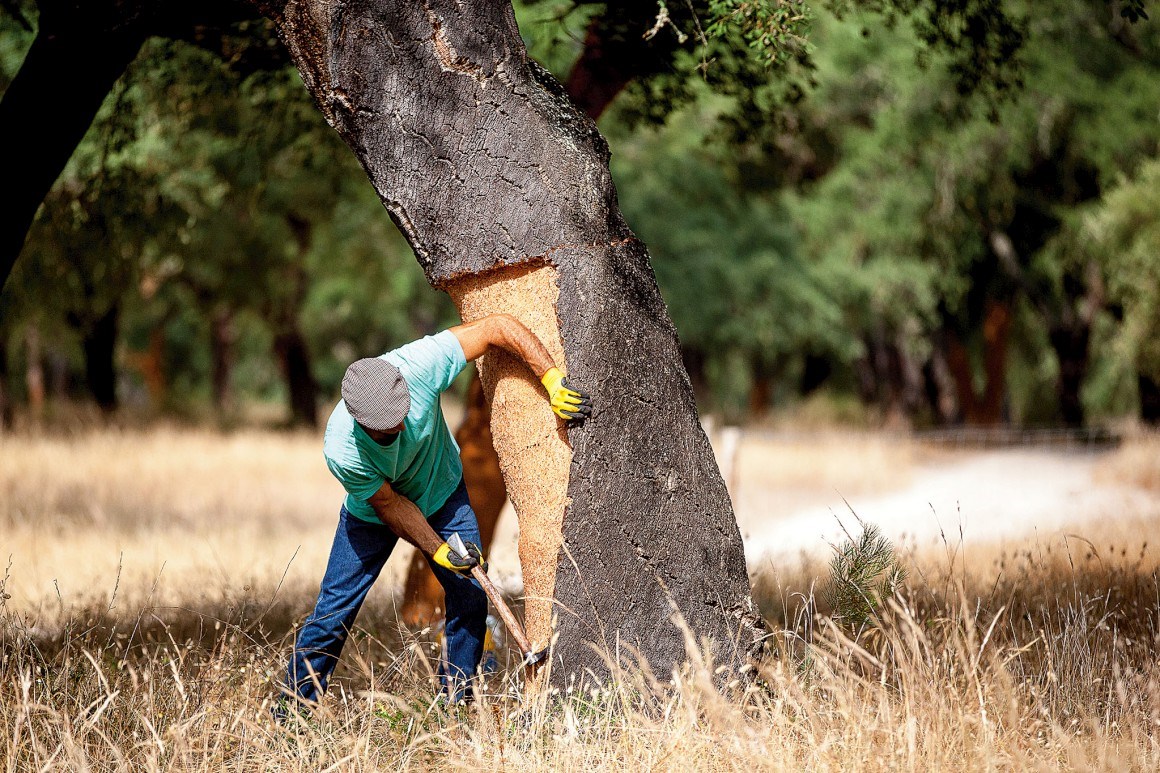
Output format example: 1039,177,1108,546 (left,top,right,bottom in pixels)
448,532,548,670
